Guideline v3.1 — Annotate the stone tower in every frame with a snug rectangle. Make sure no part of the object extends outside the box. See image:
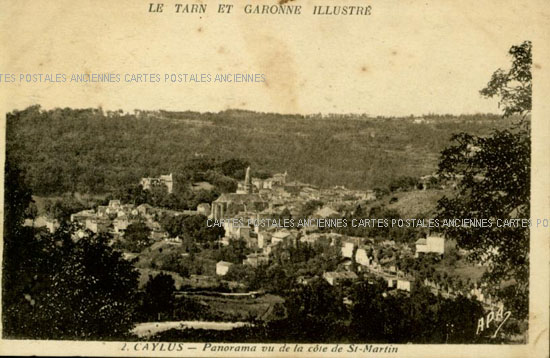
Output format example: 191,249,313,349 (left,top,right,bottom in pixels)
244,166,252,194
